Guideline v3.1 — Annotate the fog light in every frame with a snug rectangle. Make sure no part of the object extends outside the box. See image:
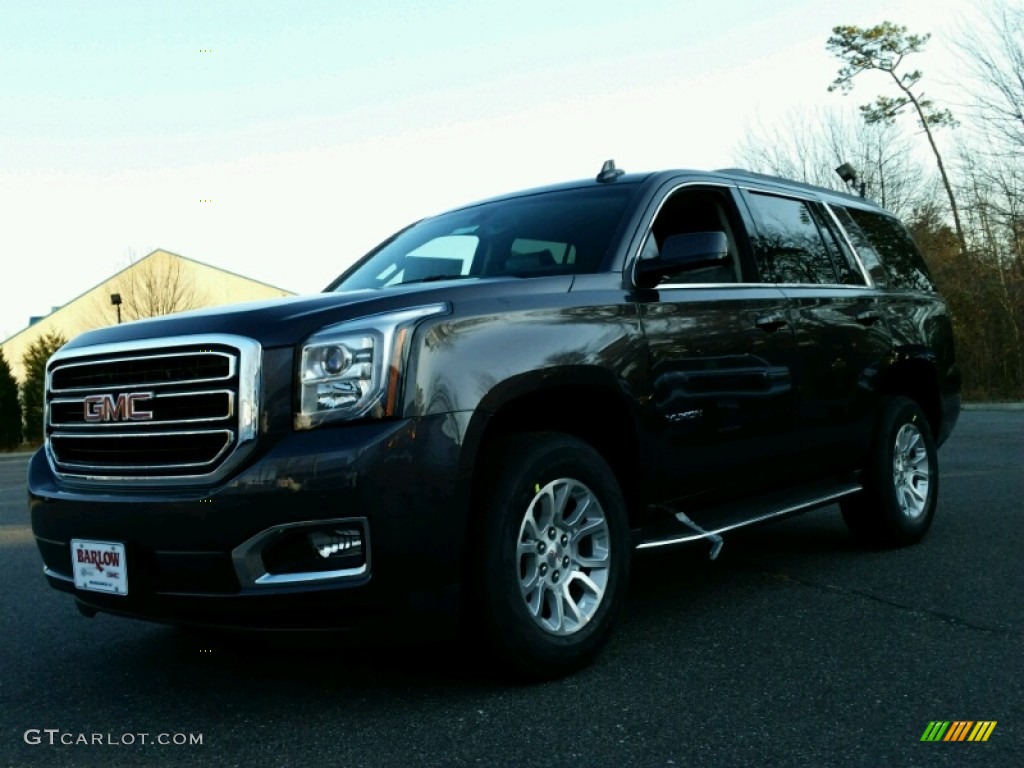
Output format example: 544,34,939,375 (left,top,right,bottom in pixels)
309,529,364,559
